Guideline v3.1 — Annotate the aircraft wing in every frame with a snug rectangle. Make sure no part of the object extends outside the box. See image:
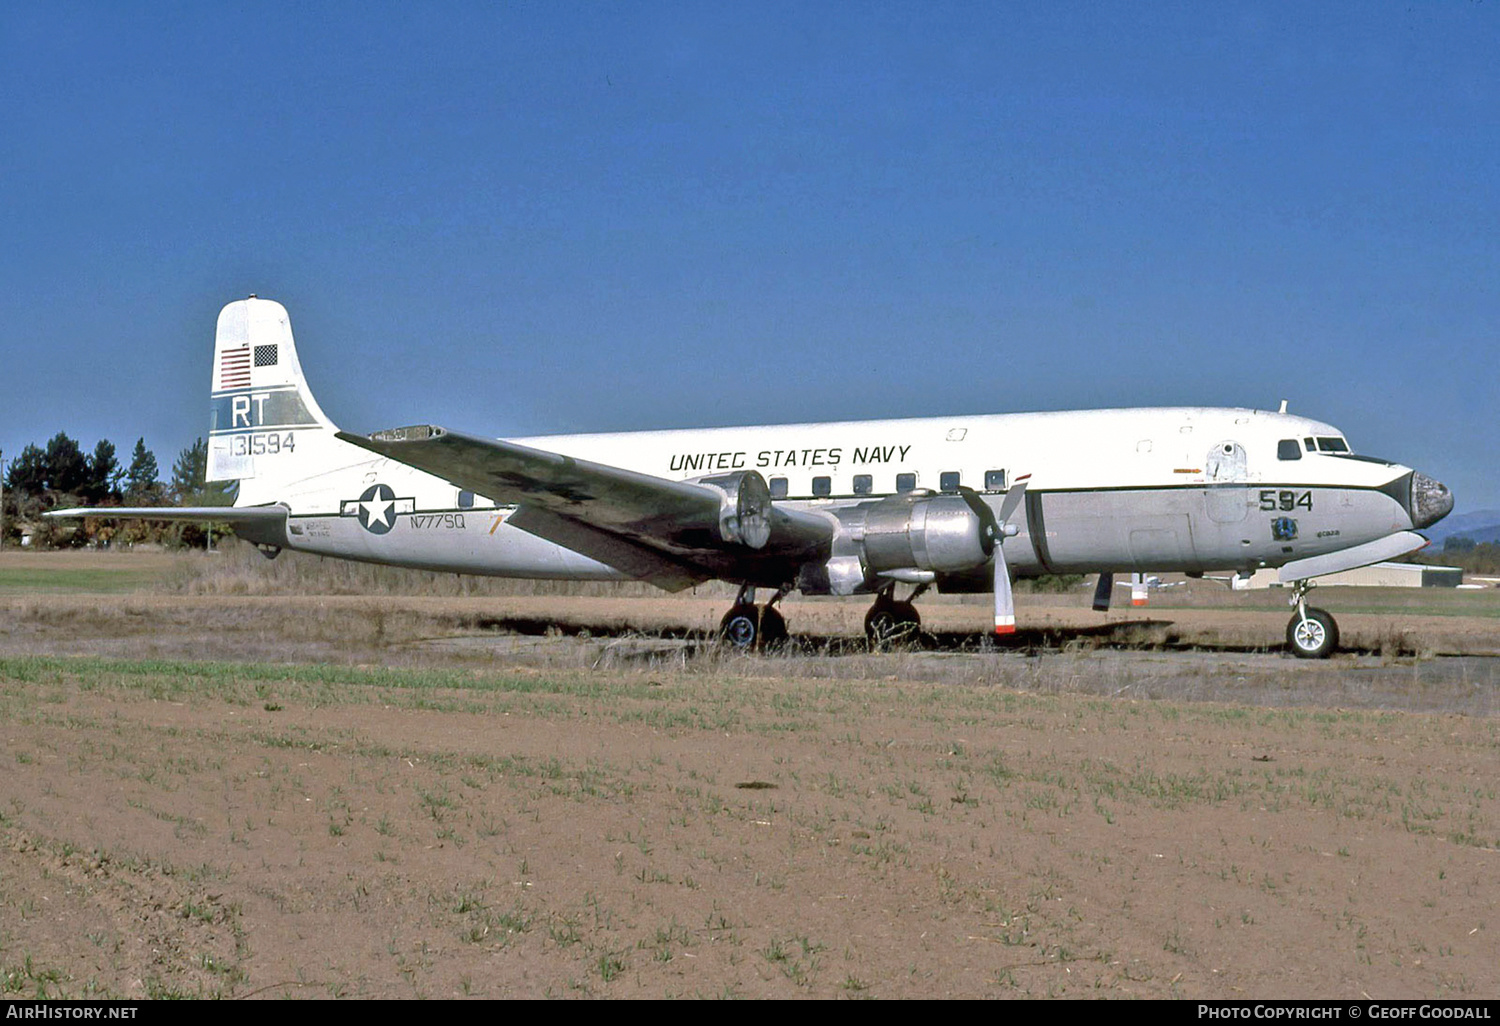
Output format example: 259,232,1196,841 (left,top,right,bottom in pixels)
336,425,833,590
